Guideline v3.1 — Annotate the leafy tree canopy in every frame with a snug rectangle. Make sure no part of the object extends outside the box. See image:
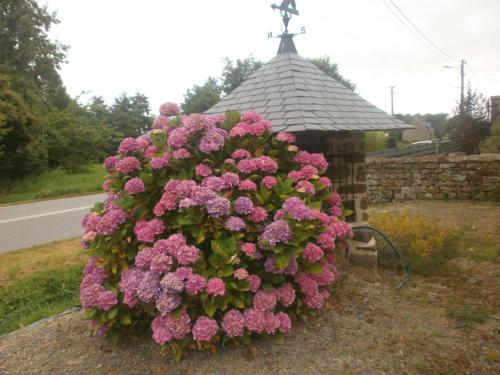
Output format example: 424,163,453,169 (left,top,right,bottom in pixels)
308,56,356,92
221,56,263,95
181,77,221,115
109,93,153,138
448,87,491,155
